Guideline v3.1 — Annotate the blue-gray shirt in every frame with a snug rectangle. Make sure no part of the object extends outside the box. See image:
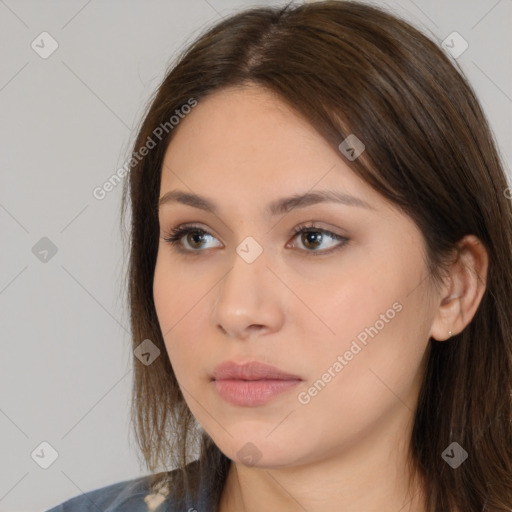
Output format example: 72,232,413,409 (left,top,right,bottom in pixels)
44,460,221,512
